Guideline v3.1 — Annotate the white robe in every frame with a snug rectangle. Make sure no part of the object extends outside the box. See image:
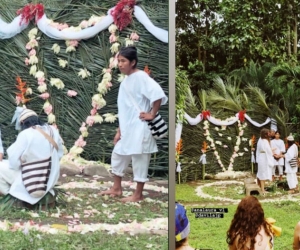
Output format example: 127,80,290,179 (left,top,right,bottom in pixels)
256,138,274,181
0,125,64,204
270,139,285,166
285,144,298,174
114,70,168,155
